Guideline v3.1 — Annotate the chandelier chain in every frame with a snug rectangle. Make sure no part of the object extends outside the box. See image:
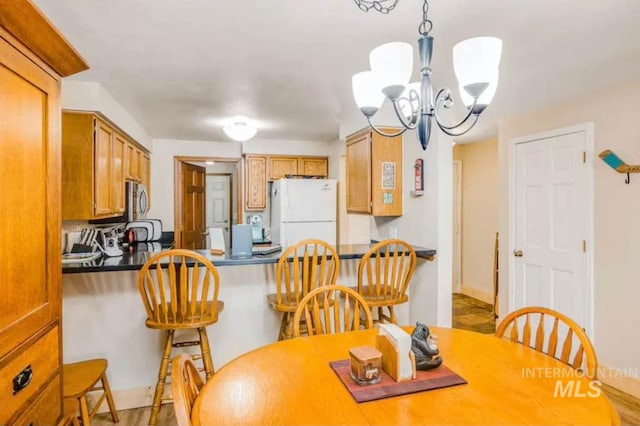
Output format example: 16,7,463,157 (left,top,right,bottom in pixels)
353,0,398,14
419,0,433,35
